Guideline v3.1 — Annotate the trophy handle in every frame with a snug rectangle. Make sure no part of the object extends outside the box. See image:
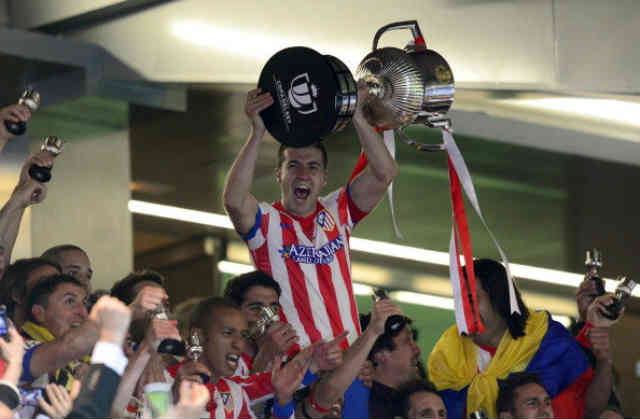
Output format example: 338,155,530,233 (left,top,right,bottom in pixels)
372,20,425,51
395,129,445,152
